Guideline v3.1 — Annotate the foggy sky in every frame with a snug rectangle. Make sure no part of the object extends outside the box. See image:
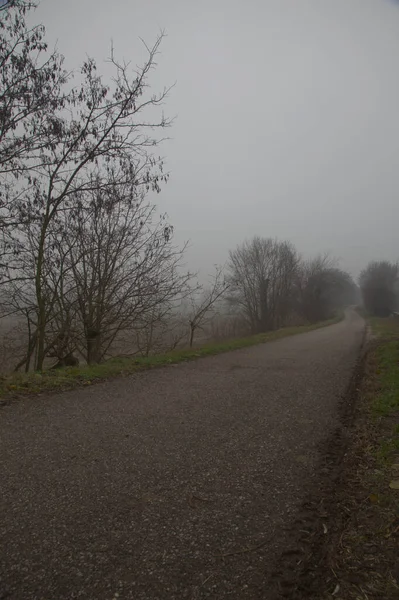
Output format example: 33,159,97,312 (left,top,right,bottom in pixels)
35,0,399,280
